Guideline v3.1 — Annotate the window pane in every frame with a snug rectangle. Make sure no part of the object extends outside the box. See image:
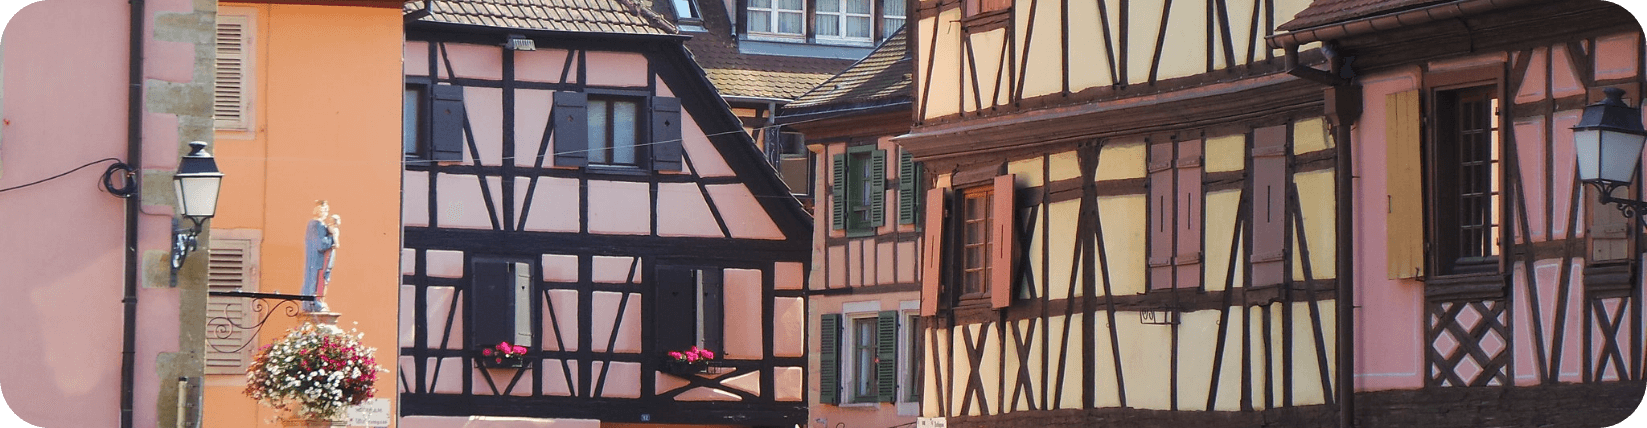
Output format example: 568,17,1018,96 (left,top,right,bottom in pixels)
881,18,904,38
779,0,803,11
778,11,803,34
588,99,609,164
816,14,840,36
817,0,839,13
882,0,905,17
749,10,771,32
612,100,638,165
672,0,698,18
845,0,869,14
751,0,770,8
403,88,421,156
846,16,871,38
854,319,876,398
